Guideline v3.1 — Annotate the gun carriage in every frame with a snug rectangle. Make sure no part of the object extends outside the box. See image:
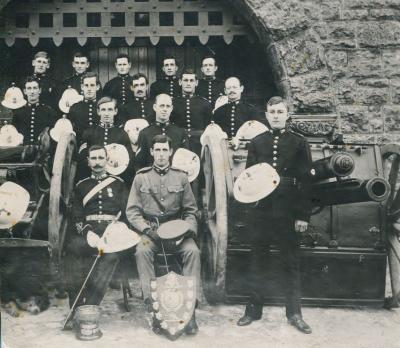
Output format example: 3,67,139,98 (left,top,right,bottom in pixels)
201,115,400,307
0,125,77,287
